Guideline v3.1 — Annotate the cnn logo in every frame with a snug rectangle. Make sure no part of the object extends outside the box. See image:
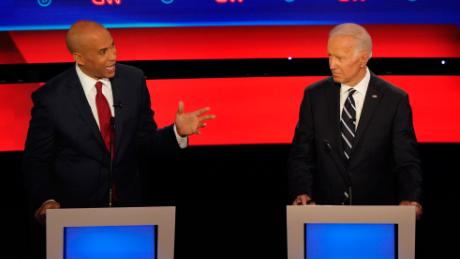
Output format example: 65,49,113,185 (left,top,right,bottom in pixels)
215,0,244,4
92,0,122,5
